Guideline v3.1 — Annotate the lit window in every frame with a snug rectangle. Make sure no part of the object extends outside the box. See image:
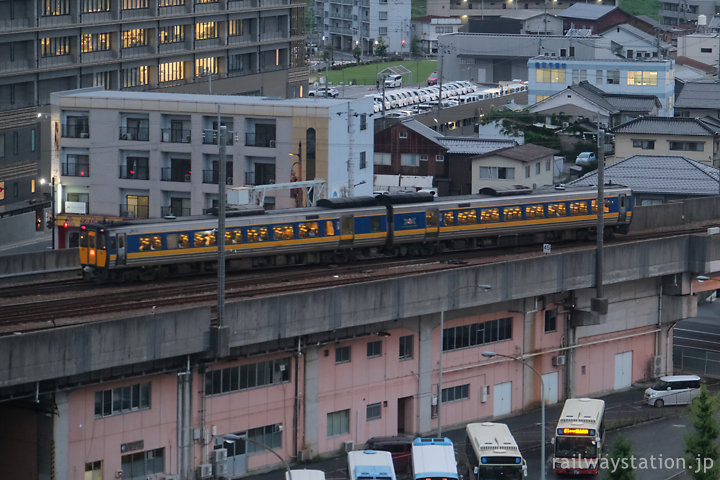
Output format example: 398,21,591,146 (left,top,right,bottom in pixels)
122,29,148,48
196,22,218,40
159,61,184,83
627,71,658,86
